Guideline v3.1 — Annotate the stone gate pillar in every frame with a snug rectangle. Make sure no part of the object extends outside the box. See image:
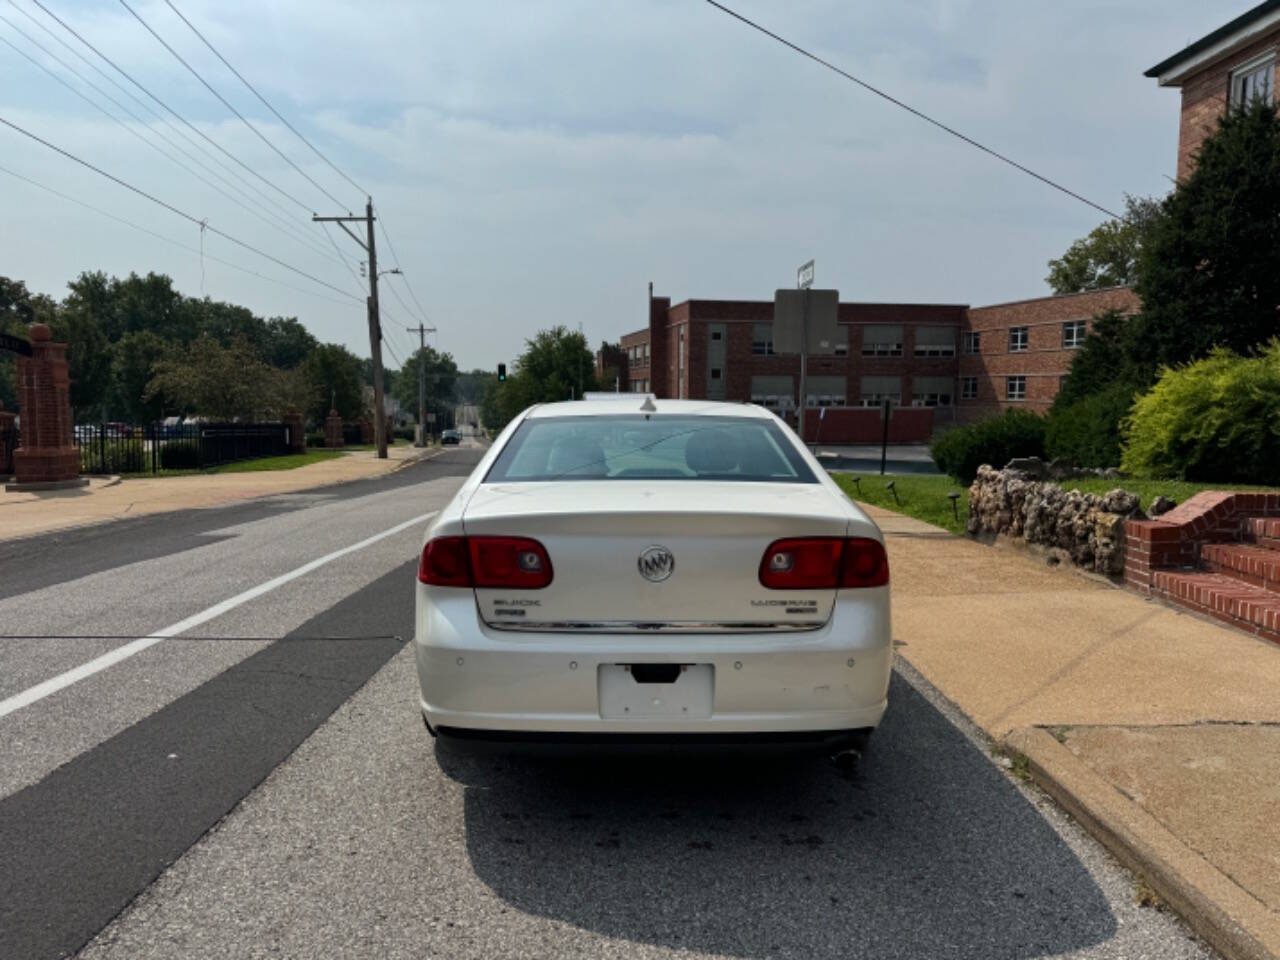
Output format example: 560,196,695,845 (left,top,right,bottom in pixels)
10,323,87,489
324,409,345,448
283,409,305,455
0,402,15,478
